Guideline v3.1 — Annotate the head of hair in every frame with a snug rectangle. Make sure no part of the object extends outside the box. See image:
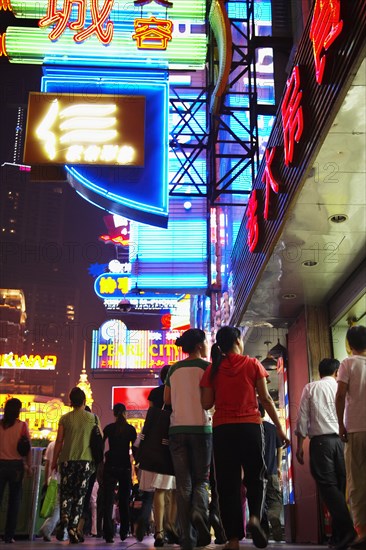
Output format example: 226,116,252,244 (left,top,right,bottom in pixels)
113,403,126,417
159,365,170,384
69,387,86,408
1,398,22,428
175,328,206,354
84,405,91,413
346,325,366,353
113,402,127,433
210,326,241,380
318,358,340,377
